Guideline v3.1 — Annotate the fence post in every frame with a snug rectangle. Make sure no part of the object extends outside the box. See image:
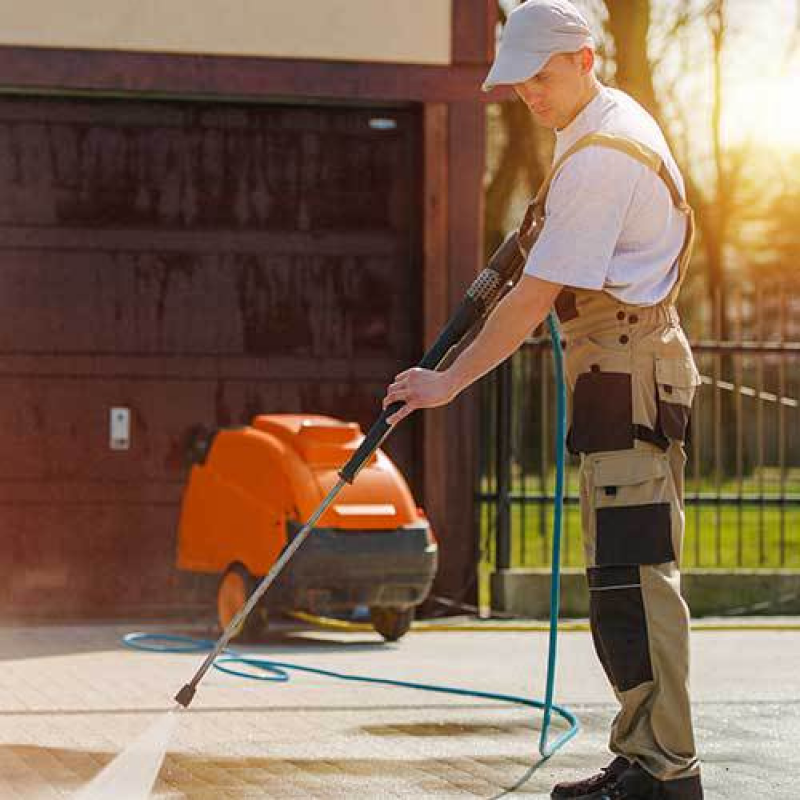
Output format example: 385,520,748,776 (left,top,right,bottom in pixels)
496,358,513,570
